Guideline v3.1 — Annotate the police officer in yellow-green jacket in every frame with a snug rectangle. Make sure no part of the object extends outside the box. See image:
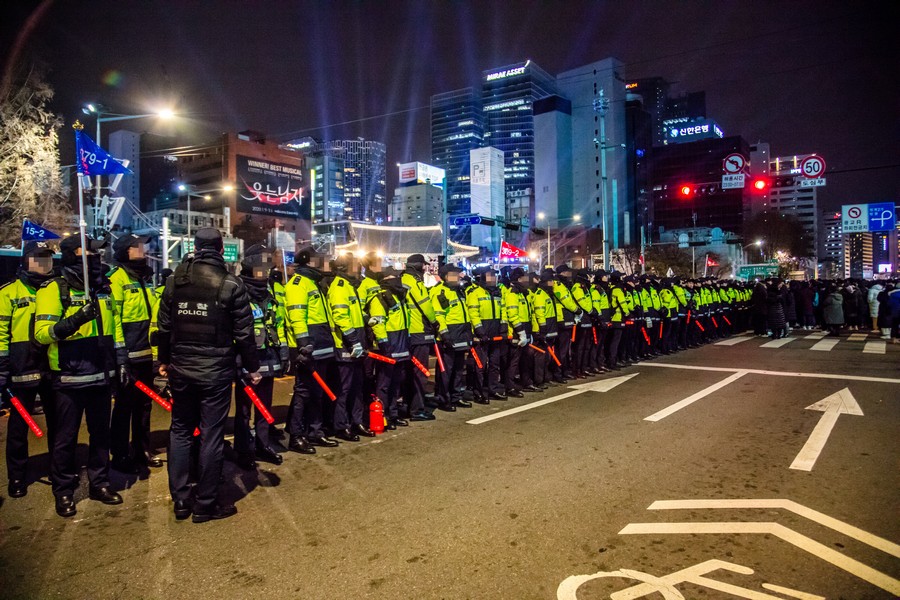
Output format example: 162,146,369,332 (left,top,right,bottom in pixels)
401,254,439,418
34,235,124,518
108,233,161,473
356,251,382,406
431,264,473,410
0,241,57,498
499,268,528,398
466,266,507,403
284,246,339,453
368,267,410,428
328,254,373,441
